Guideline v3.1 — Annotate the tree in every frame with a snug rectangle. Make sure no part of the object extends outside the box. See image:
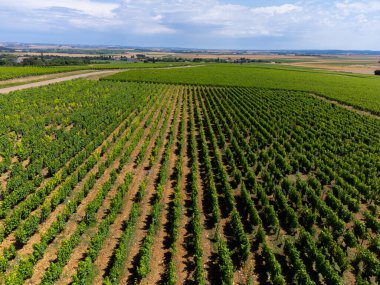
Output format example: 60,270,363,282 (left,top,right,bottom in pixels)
343,231,357,248
217,238,234,285
230,209,250,264
375,70,380,76
354,220,367,242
